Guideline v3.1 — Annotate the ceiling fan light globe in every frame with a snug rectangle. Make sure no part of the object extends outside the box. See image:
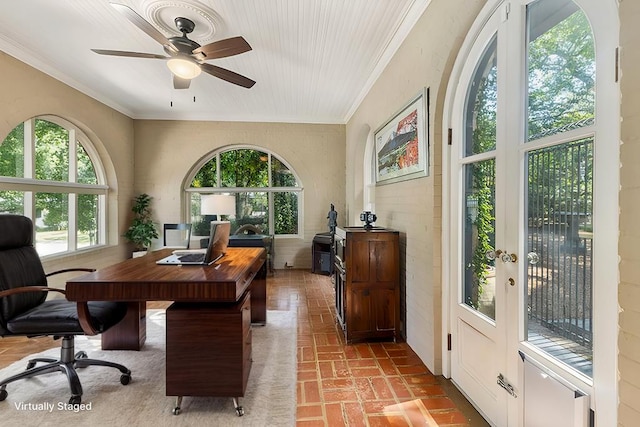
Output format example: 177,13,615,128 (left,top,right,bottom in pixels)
167,58,201,80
